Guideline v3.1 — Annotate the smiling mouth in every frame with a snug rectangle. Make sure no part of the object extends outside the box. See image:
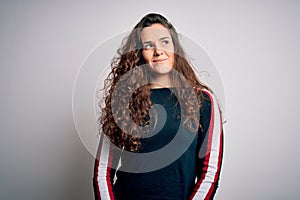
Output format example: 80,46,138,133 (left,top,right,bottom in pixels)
153,58,167,63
